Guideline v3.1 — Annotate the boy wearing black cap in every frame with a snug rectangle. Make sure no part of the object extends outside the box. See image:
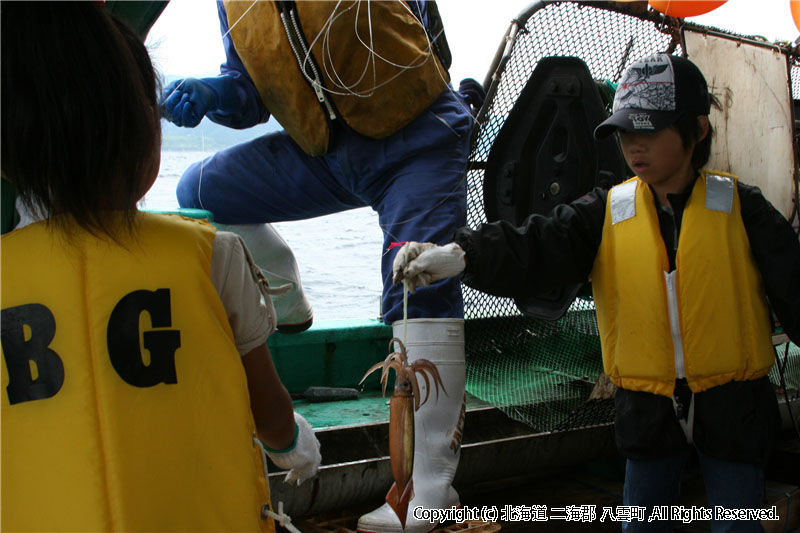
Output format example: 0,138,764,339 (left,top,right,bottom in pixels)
392,53,800,531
